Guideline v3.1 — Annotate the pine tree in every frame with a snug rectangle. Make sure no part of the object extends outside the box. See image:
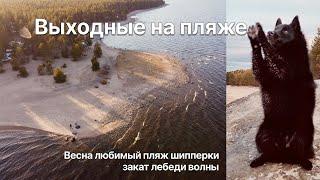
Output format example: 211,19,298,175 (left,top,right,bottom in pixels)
94,43,102,58
53,68,67,83
91,56,100,71
18,66,29,77
61,46,69,58
71,43,82,61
